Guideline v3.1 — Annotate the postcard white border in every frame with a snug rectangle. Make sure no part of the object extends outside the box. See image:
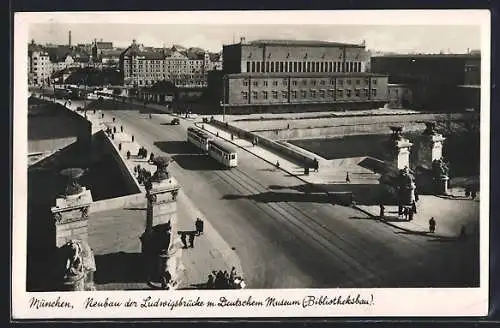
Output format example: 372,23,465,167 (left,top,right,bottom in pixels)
12,10,491,319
